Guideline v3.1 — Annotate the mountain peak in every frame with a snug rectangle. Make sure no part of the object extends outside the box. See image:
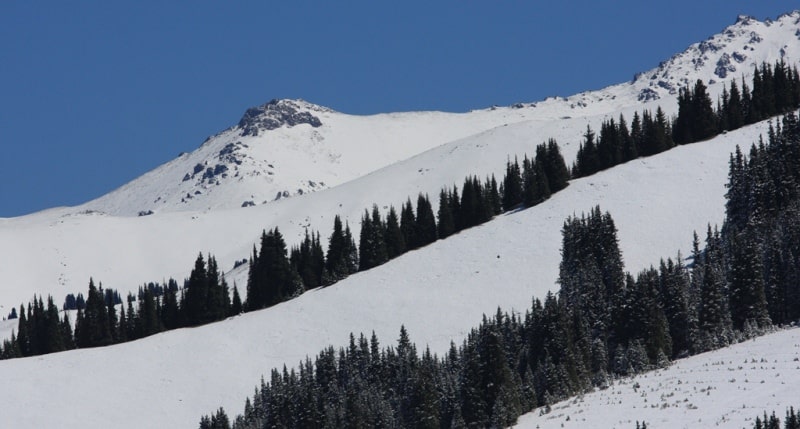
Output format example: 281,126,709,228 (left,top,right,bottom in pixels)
630,11,799,102
237,98,331,137
734,14,757,26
